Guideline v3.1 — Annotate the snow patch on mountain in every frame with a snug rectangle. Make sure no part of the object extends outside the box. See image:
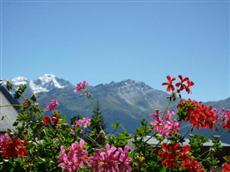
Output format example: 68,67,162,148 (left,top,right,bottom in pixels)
11,74,70,94
29,81,49,94
12,76,29,86
37,74,65,89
